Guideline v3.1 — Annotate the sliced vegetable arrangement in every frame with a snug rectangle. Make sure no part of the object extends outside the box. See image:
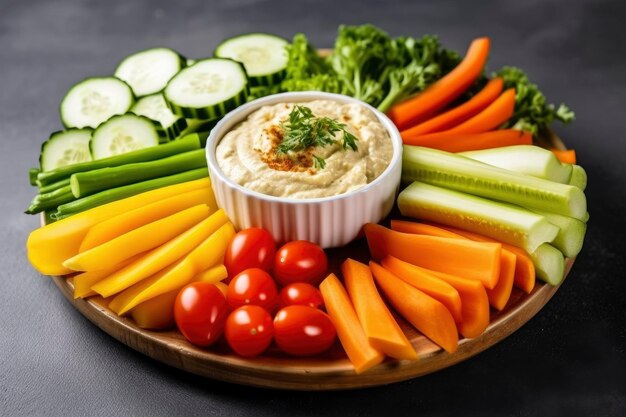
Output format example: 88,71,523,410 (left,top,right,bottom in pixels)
25,23,588,376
